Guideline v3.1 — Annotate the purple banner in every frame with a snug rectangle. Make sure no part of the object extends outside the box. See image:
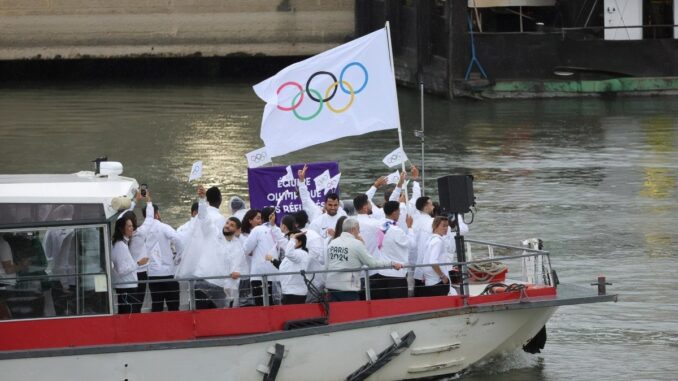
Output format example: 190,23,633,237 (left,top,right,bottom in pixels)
247,161,340,222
